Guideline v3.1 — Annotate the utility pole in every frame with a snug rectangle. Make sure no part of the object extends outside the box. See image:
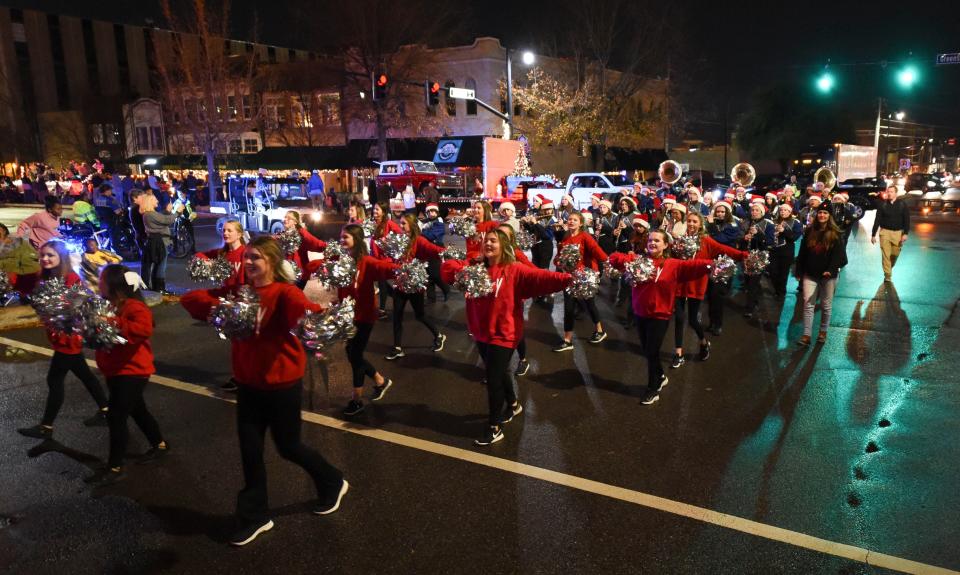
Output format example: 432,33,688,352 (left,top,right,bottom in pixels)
504,48,513,140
